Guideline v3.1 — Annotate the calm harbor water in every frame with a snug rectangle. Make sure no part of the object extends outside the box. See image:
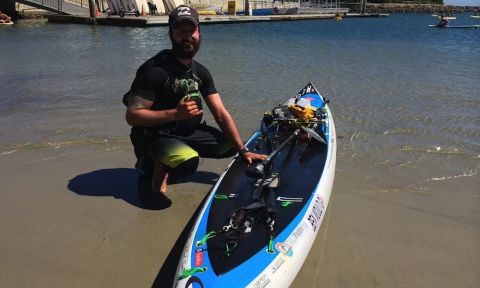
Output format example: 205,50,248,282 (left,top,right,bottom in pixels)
1,13,479,191
1,12,480,288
